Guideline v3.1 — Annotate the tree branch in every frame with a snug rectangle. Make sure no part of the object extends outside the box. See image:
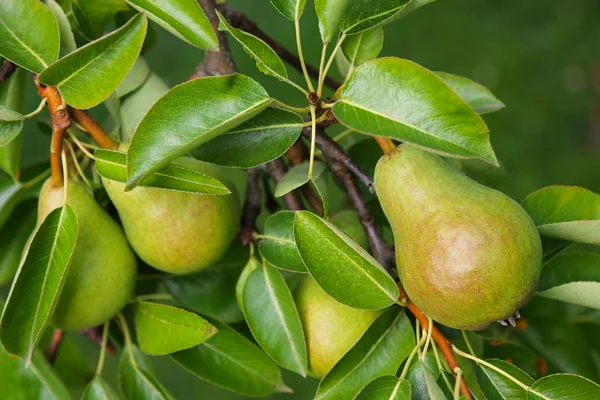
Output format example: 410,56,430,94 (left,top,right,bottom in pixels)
239,167,262,245
266,159,303,211
0,60,17,83
69,108,117,150
46,329,64,364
